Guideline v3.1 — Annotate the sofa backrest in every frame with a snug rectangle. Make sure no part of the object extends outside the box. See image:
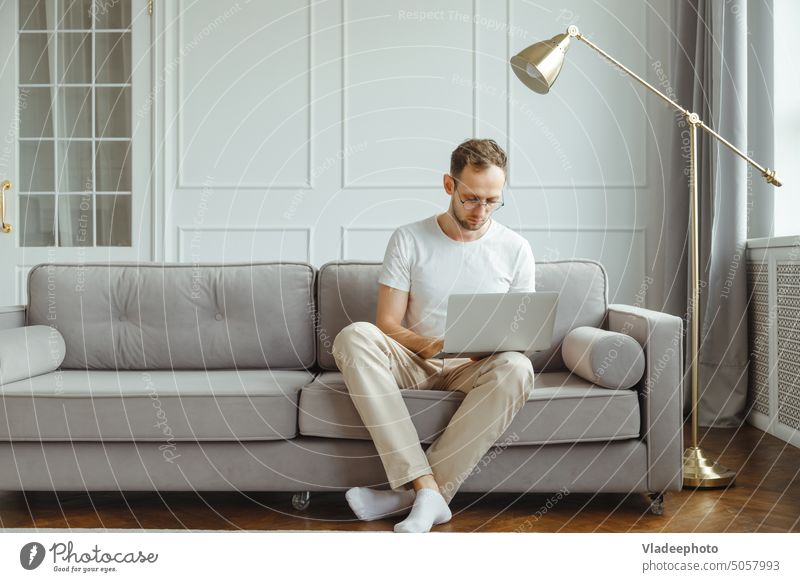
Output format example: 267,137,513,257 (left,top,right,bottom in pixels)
315,259,608,373
26,263,316,370
315,261,382,370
